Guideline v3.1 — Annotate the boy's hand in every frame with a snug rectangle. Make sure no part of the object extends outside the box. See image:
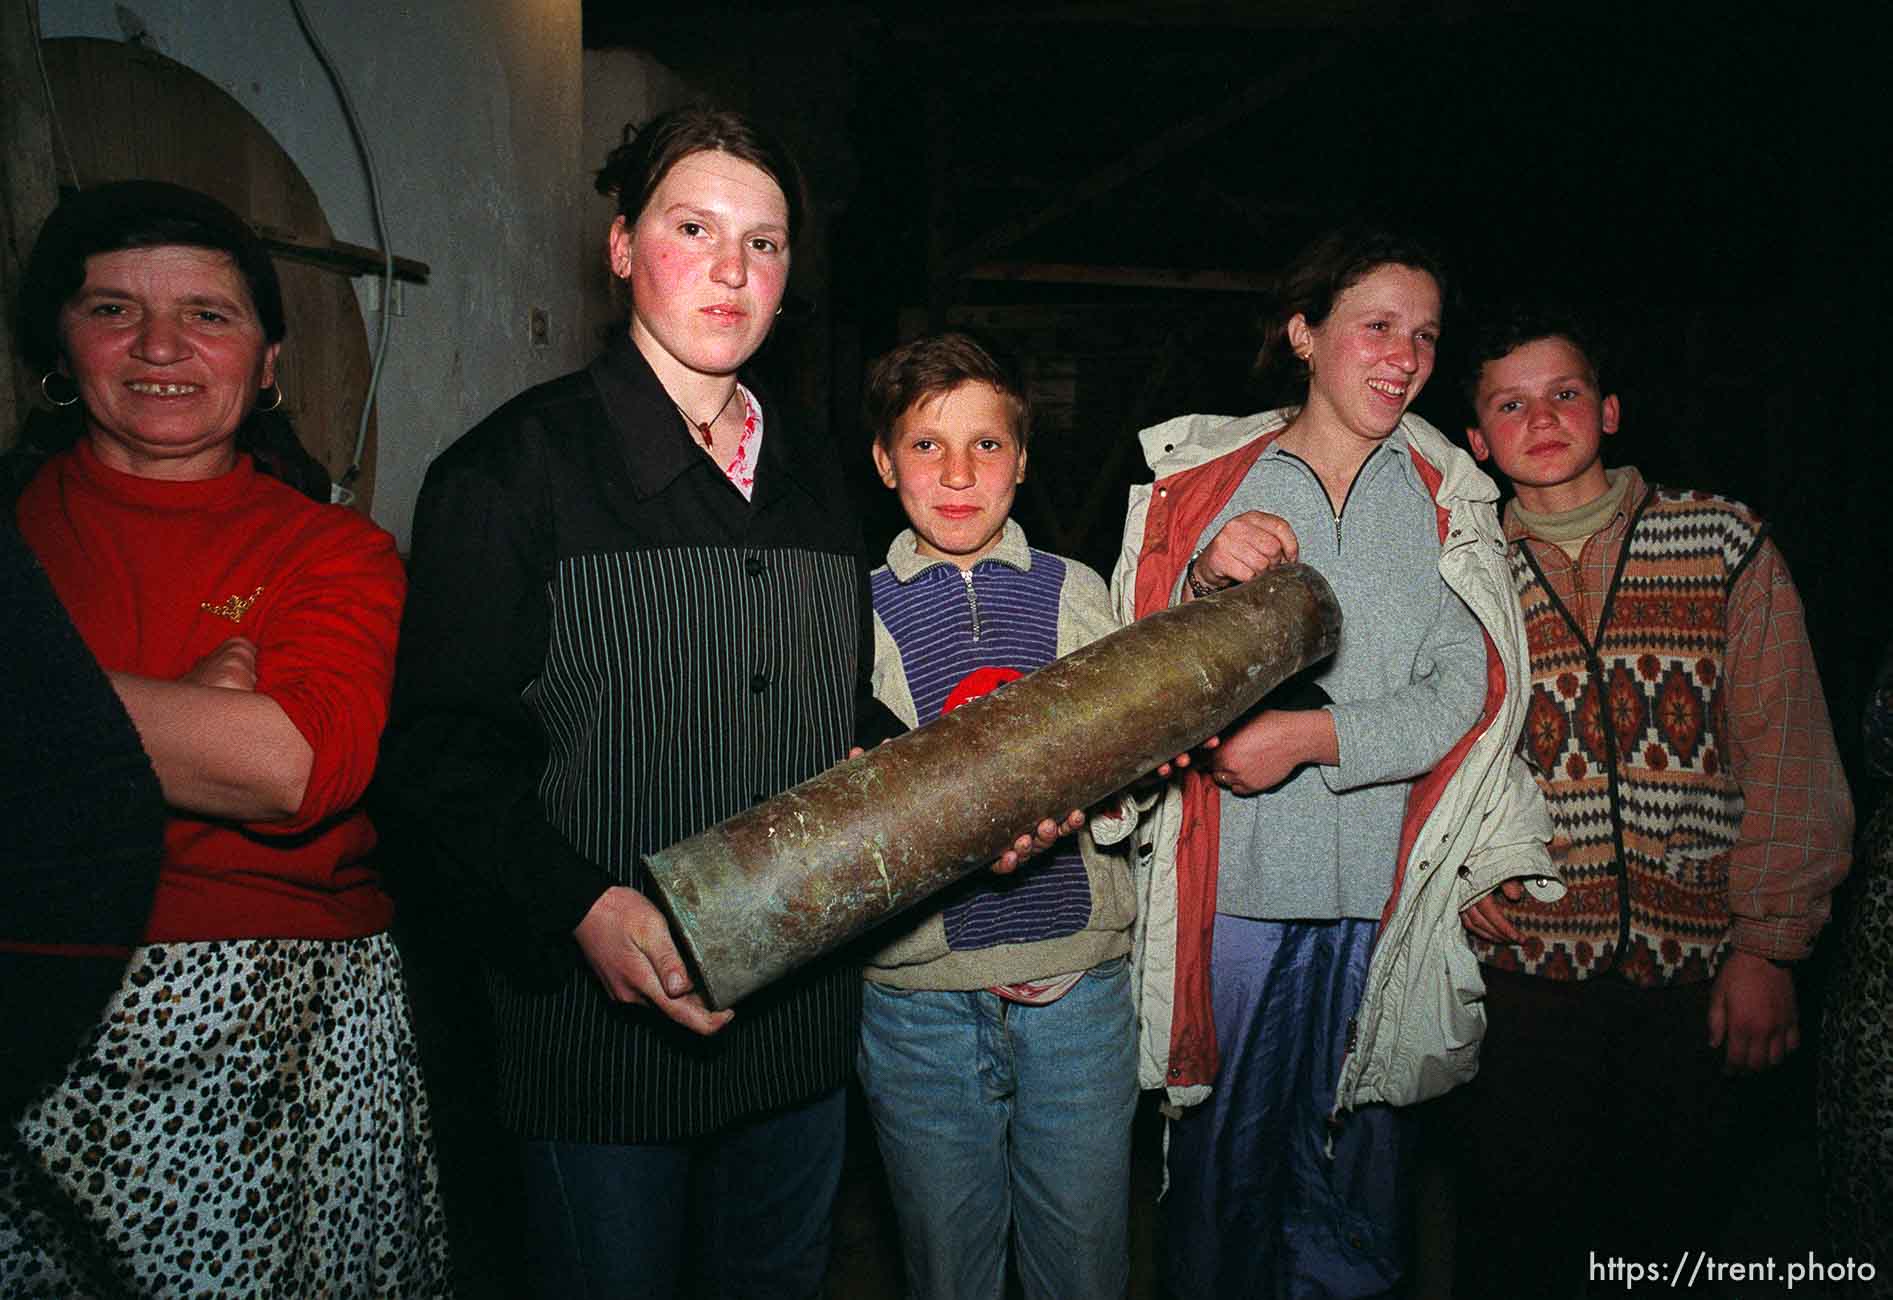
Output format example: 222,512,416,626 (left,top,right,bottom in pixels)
1459,879,1526,945
991,808,1085,875
1708,950,1799,1073
1190,512,1300,594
